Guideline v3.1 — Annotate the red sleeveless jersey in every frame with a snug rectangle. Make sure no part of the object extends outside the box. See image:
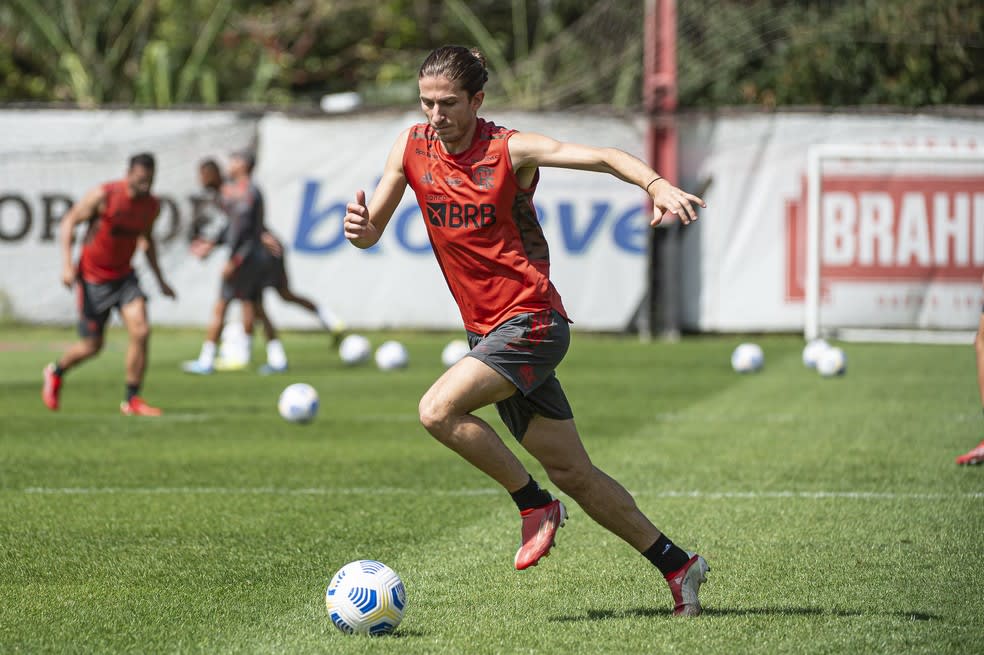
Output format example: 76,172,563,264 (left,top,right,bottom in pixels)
403,119,568,334
79,180,160,283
